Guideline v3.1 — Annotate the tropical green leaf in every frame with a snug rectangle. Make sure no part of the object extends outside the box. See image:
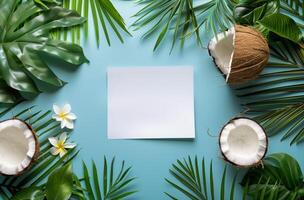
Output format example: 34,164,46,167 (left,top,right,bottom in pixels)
132,0,235,51
81,158,137,200
46,162,74,200
234,0,280,25
0,0,88,106
11,186,44,200
236,36,304,145
51,0,131,47
280,0,304,30
0,79,23,105
257,13,303,42
223,0,304,146
241,153,304,200
0,106,78,198
34,0,59,9
165,156,243,200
